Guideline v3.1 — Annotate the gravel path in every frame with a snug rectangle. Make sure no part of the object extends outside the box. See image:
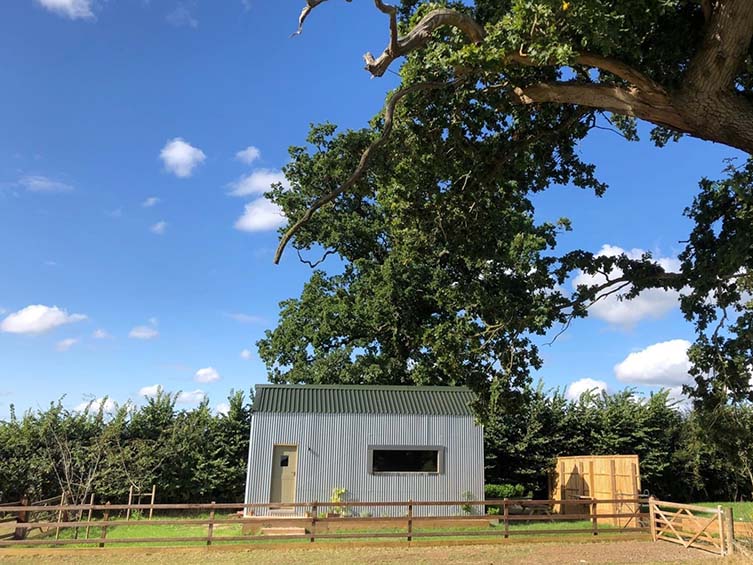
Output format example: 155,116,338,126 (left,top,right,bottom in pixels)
0,539,734,564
